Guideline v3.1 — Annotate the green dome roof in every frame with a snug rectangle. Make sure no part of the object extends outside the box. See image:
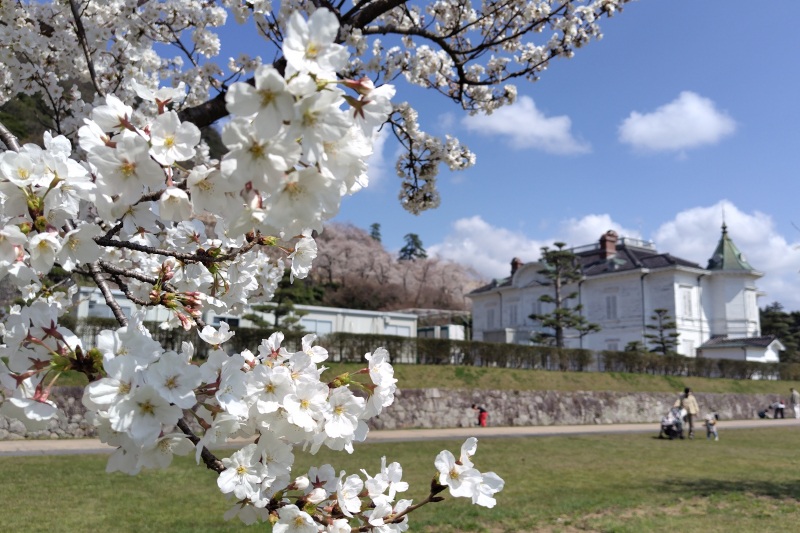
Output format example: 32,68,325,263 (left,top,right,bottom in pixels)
706,224,754,271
